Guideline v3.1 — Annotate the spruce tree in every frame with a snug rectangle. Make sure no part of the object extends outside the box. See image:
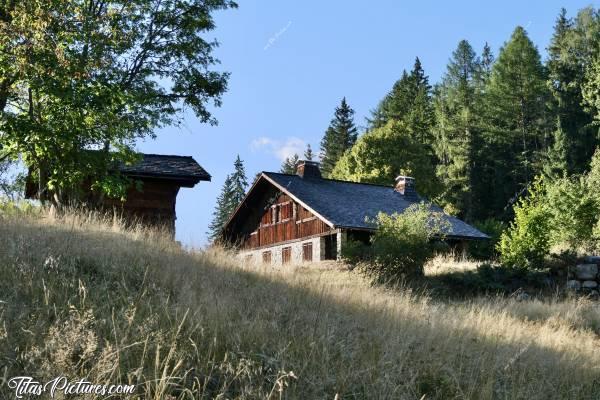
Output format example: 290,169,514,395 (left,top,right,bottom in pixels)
406,57,435,147
207,174,234,242
304,144,314,161
480,26,552,219
230,155,248,206
434,40,481,220
320,97,358,177
368,58,435,149
207,155,248,242
280,154,299,174
546,7,598,176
